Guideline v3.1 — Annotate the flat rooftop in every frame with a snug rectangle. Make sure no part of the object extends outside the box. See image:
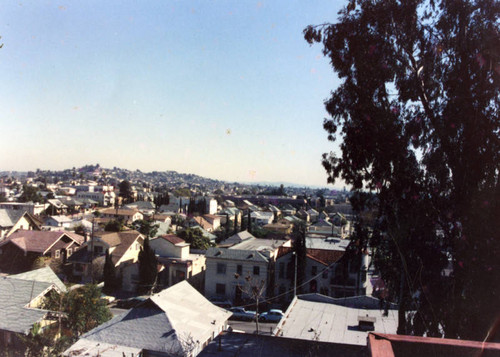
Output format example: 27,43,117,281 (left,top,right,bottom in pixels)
229,237,289,252
306,236,350,251
274,295,398,346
